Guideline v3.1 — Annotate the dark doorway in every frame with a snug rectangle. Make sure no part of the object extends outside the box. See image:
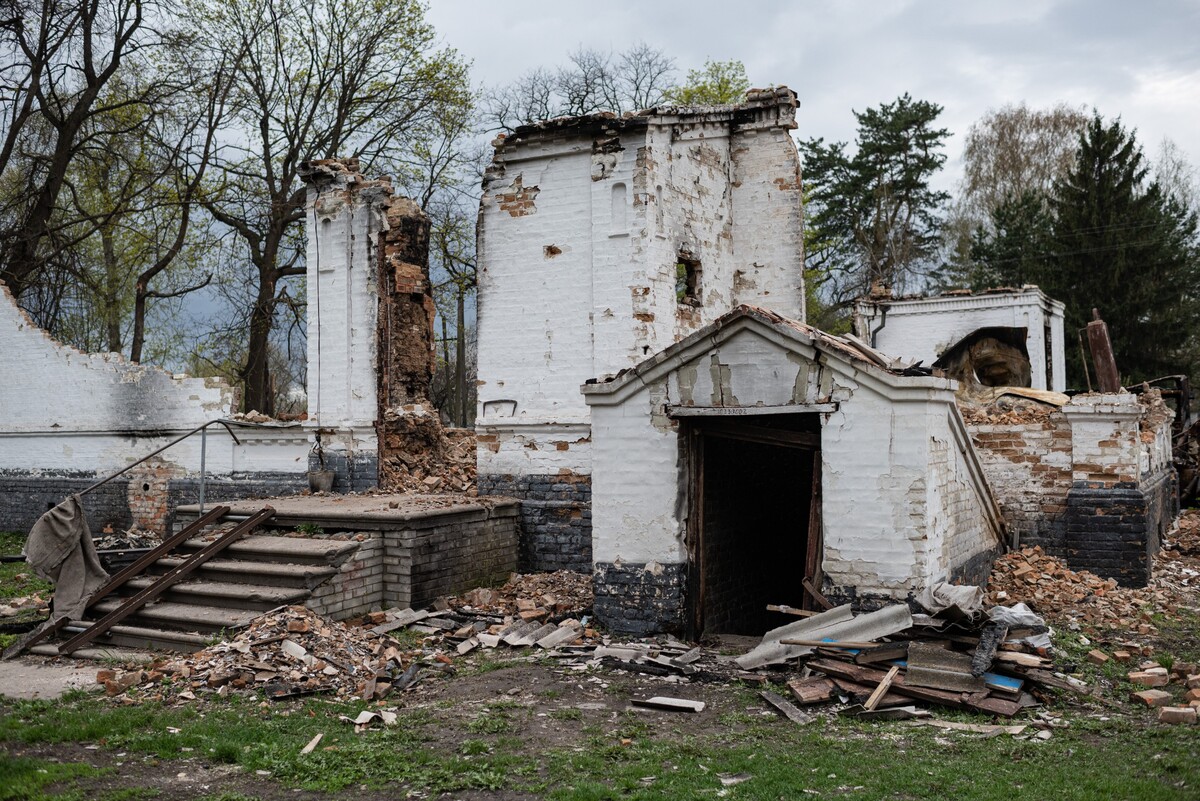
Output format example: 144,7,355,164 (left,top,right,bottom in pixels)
685,414,820,638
